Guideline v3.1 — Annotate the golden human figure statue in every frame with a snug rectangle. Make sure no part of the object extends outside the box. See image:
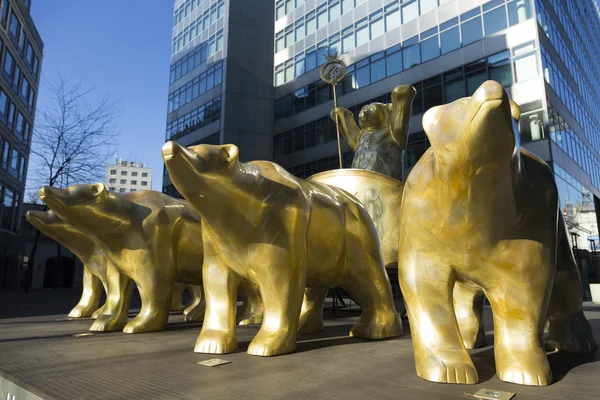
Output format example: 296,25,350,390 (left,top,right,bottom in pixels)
162,141,402,357
330,85,416,180
38,185,263,333
398,80,596,386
